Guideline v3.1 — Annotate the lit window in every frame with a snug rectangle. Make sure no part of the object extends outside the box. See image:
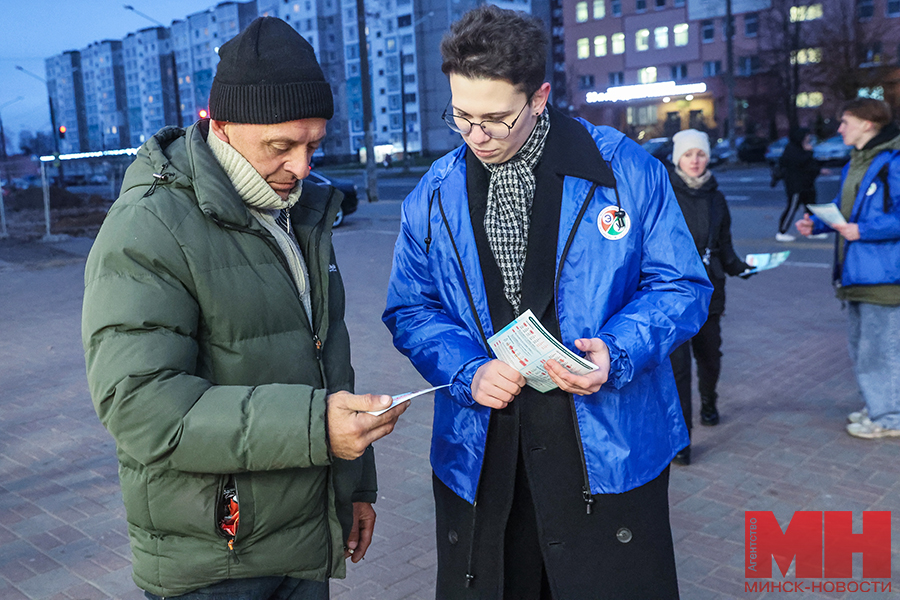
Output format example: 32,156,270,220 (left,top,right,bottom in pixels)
674,23,689,46
612,33,626,54
594,0,606,18
790,3,823,21
595,35,608,56
577,37,591,59
638,66,657,83
796,92,823,107
655,26,668,48
576,2,589,22
791,47,822,64
636,29,650,51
